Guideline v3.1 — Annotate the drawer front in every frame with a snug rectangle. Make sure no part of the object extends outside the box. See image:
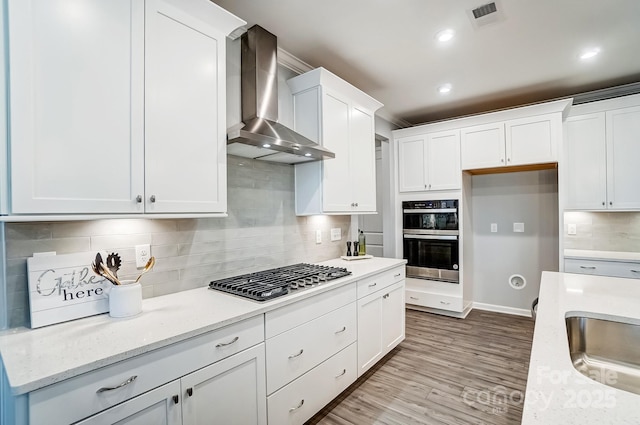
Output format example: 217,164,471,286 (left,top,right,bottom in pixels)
406,289,463,312
267,343,357,425
29,315,264,425
565,258,640,279
266,283,356,338
357,266,405,299
266,302,356,394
